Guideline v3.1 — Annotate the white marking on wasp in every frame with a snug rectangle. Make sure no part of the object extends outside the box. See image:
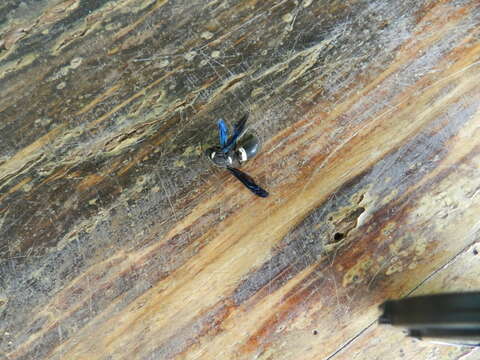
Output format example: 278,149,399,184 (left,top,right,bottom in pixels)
238,147,248,162
228,156,233,164
210,151,216,159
